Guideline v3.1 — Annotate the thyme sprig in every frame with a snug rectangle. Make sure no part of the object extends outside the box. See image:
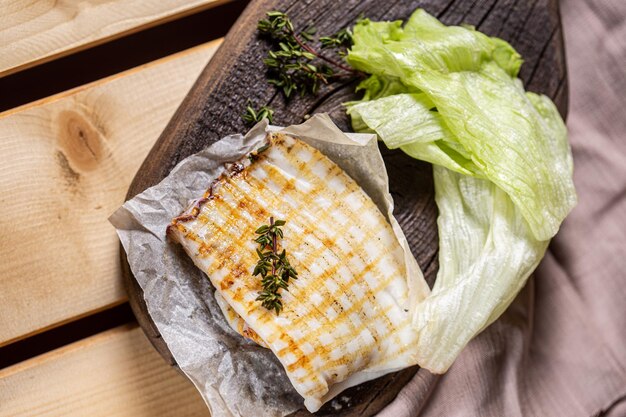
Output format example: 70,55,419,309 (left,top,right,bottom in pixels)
253,217,298,314
257,11,359,98
248,142,270,163
320,27,354,51
243,101,274,125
